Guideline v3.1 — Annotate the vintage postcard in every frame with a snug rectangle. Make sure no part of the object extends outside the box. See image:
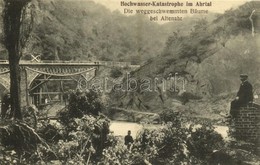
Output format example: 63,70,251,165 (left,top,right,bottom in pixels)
0,0,259,164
